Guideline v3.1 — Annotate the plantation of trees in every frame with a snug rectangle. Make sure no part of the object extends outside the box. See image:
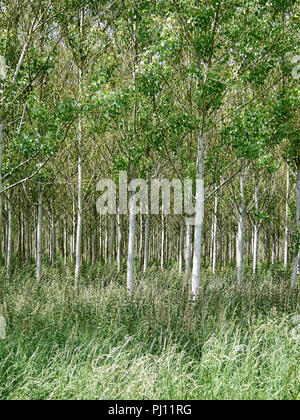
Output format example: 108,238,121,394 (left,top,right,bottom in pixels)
0,0,299,401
